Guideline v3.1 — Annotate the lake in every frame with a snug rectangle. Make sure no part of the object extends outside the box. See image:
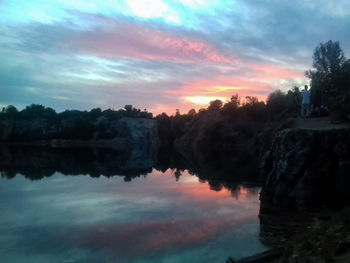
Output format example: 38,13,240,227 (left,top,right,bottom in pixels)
0,151,267,263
